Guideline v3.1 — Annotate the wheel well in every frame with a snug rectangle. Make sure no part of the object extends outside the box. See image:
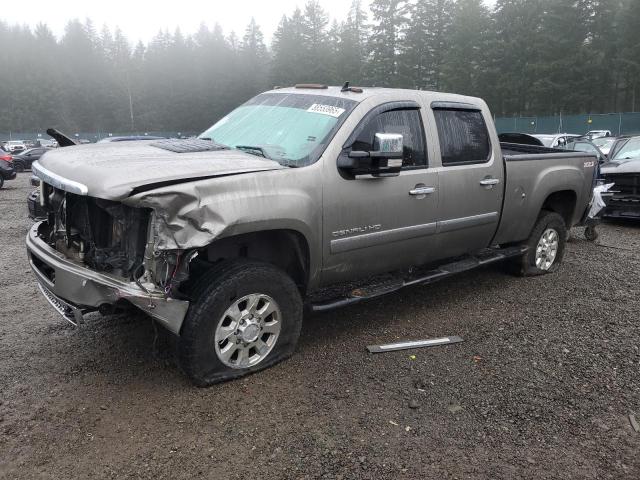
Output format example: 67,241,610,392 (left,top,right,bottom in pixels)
199,230,310,293
541,190,576,226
